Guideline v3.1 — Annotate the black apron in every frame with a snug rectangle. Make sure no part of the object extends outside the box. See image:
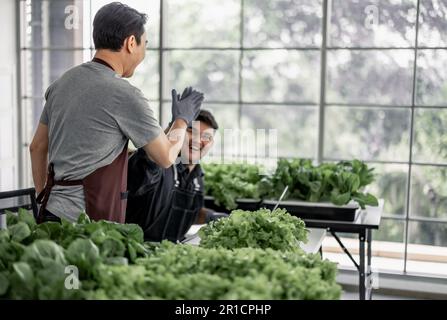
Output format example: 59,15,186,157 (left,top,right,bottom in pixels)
143,165,203,243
